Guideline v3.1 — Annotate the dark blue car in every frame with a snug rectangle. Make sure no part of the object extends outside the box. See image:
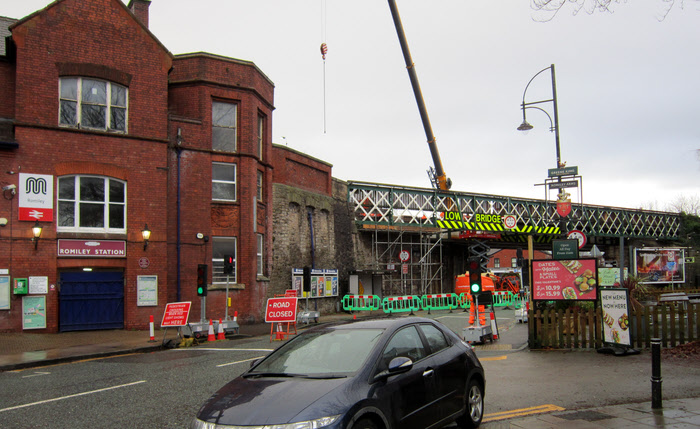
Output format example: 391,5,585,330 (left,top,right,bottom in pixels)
192,317,485,429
